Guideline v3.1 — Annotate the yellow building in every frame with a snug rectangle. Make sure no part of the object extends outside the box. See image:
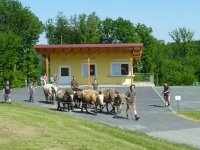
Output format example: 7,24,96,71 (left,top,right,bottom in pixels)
34,43,143,85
